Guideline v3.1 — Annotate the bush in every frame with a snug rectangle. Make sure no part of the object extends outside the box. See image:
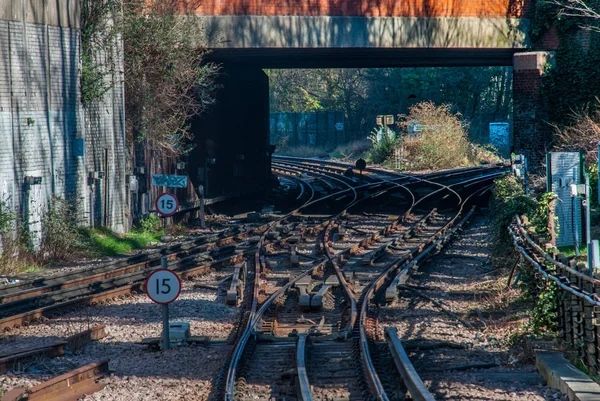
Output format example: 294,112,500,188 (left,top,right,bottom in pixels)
38,196,87,264
139,214,162,233
367,126,397,164
0,201,44,275
490,175,537,266
397,101,497,169
469,143,503,164
554,101,600,166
